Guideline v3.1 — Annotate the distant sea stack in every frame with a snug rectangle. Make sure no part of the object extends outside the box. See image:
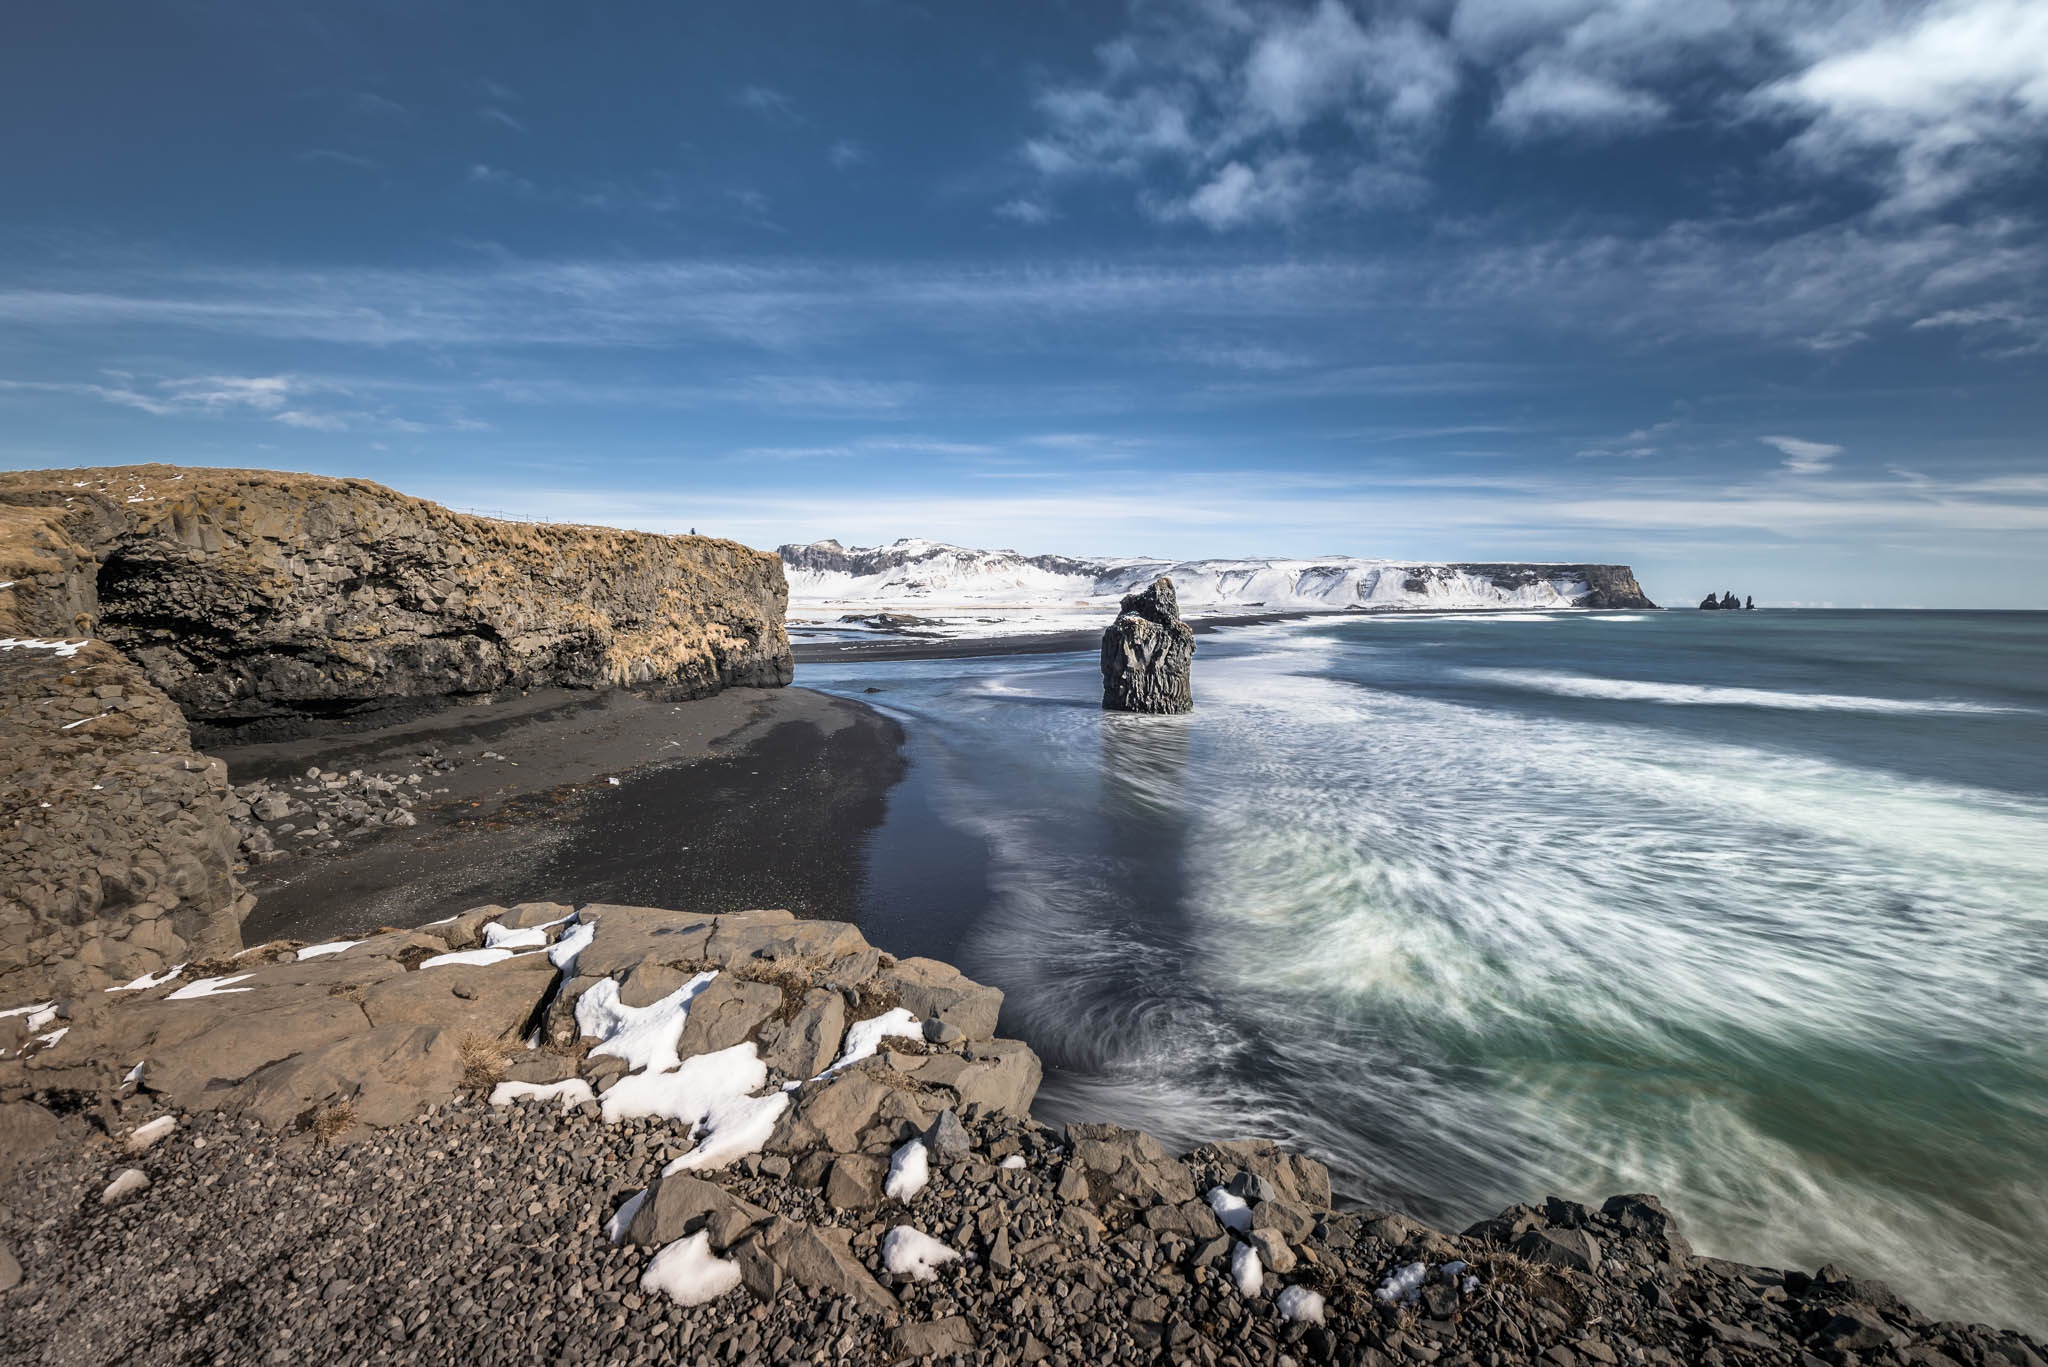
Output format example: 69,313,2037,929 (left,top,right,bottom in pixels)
1698,591,1755,611
1101,576,1194,714
0,463,794,1000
